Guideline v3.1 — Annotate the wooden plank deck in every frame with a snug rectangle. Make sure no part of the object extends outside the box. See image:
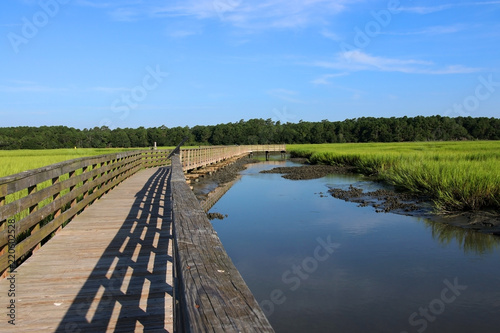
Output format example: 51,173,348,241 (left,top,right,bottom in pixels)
0,167,173,332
